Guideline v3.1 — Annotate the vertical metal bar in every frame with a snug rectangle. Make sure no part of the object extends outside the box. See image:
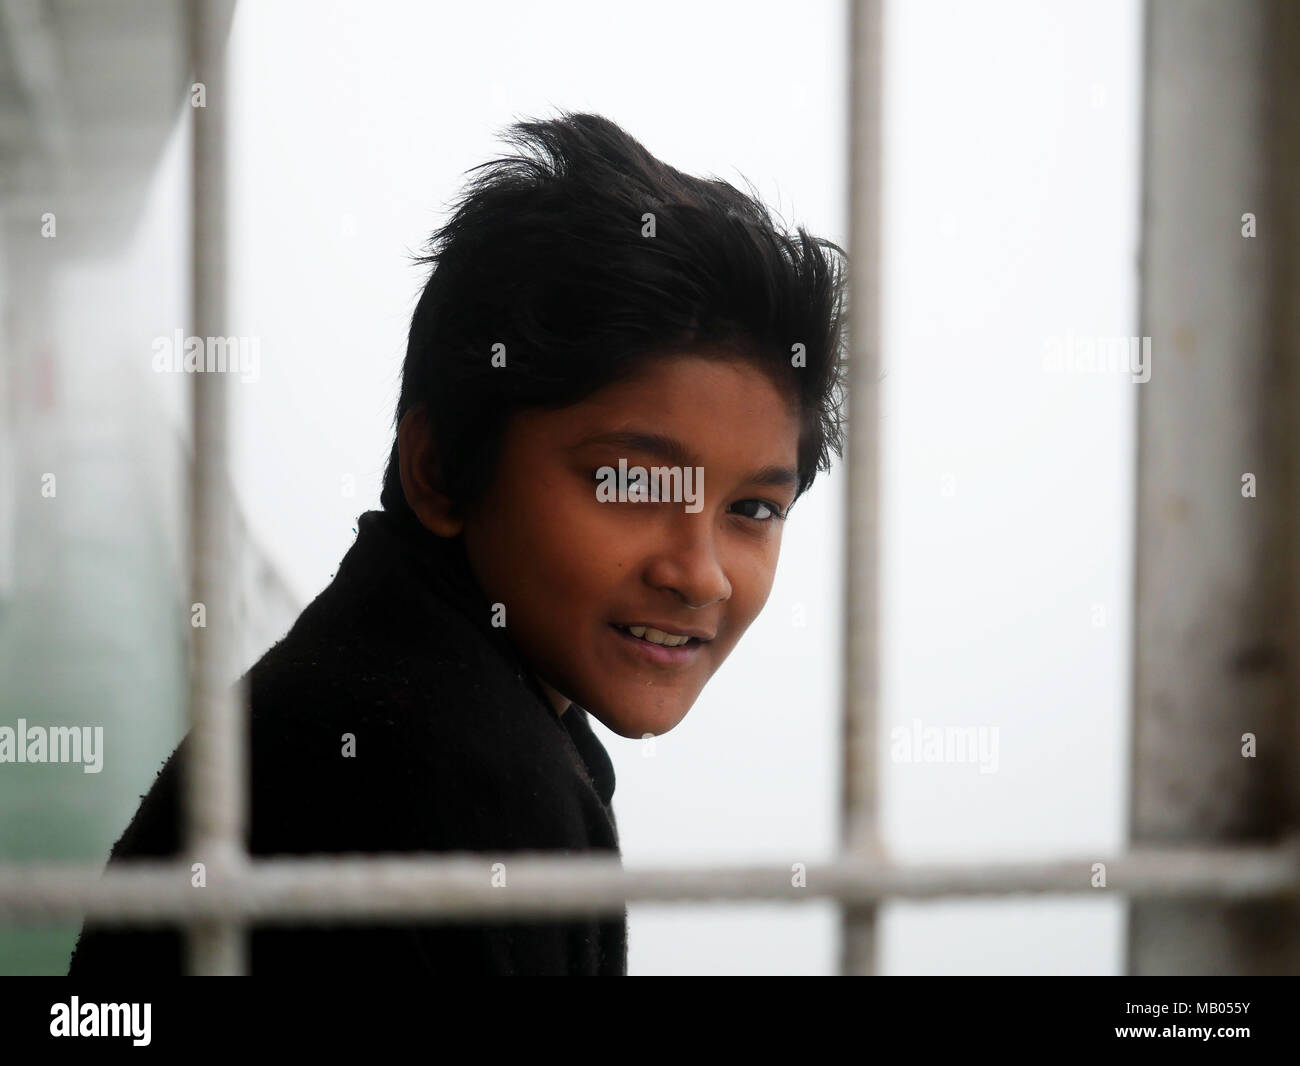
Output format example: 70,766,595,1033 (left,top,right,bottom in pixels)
186,0,246,975
1127,0,1300,974
839,0,885,977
